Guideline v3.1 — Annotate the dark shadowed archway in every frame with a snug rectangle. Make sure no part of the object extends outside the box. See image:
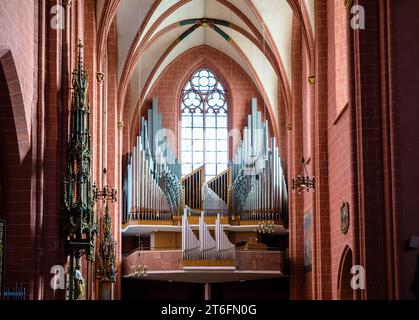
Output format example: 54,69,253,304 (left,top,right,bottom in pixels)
338,246,354,300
